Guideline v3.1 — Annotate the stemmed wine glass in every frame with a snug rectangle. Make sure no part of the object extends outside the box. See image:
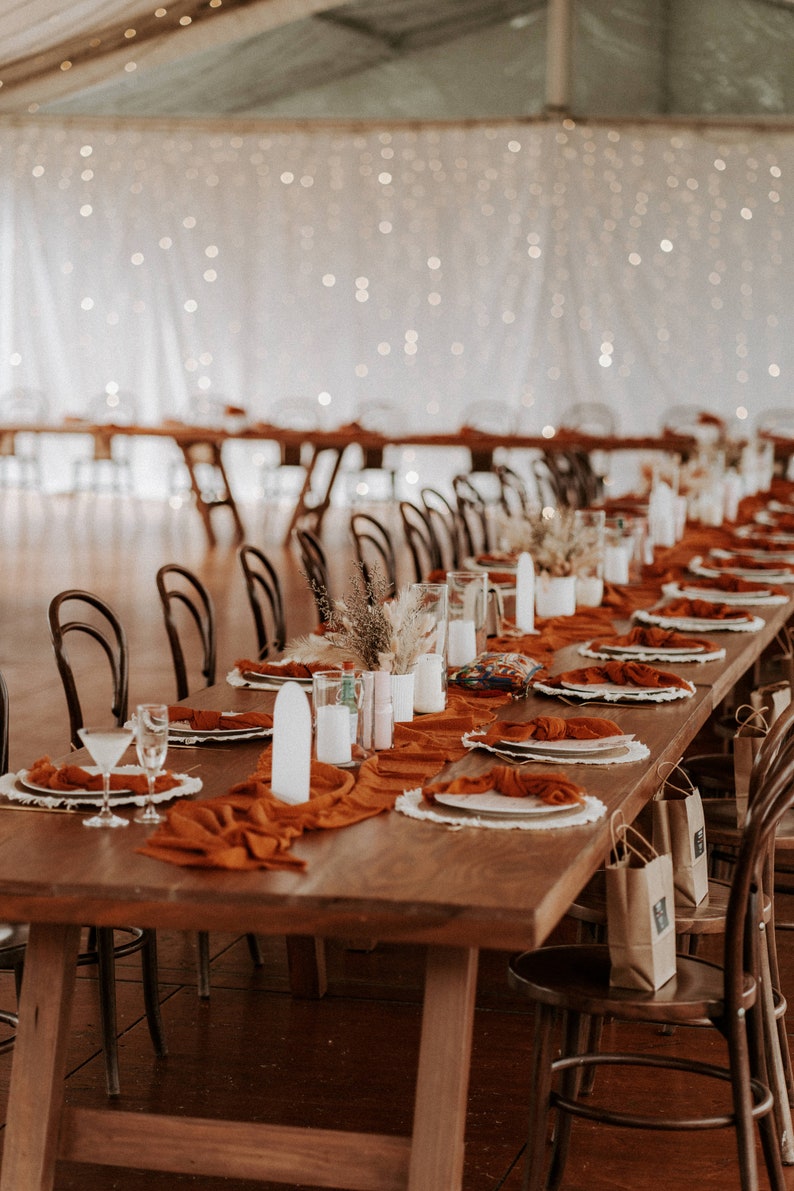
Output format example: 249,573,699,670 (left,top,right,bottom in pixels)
133,703,169,825
77,725,135,829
